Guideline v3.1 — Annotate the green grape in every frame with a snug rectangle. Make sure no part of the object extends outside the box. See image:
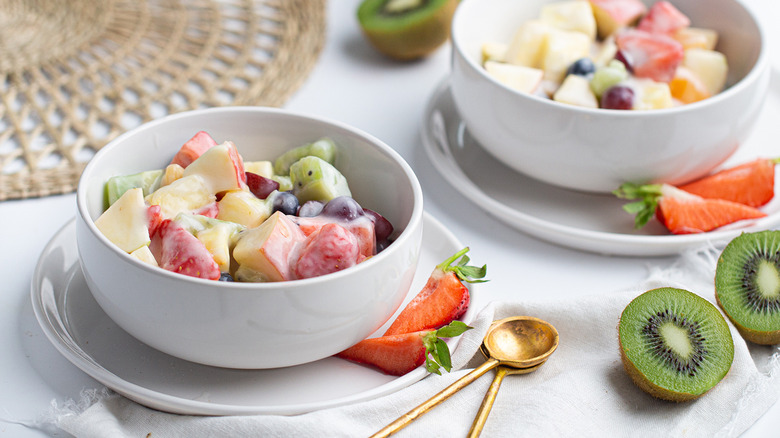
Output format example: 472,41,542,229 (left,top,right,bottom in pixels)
590,60,628,98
